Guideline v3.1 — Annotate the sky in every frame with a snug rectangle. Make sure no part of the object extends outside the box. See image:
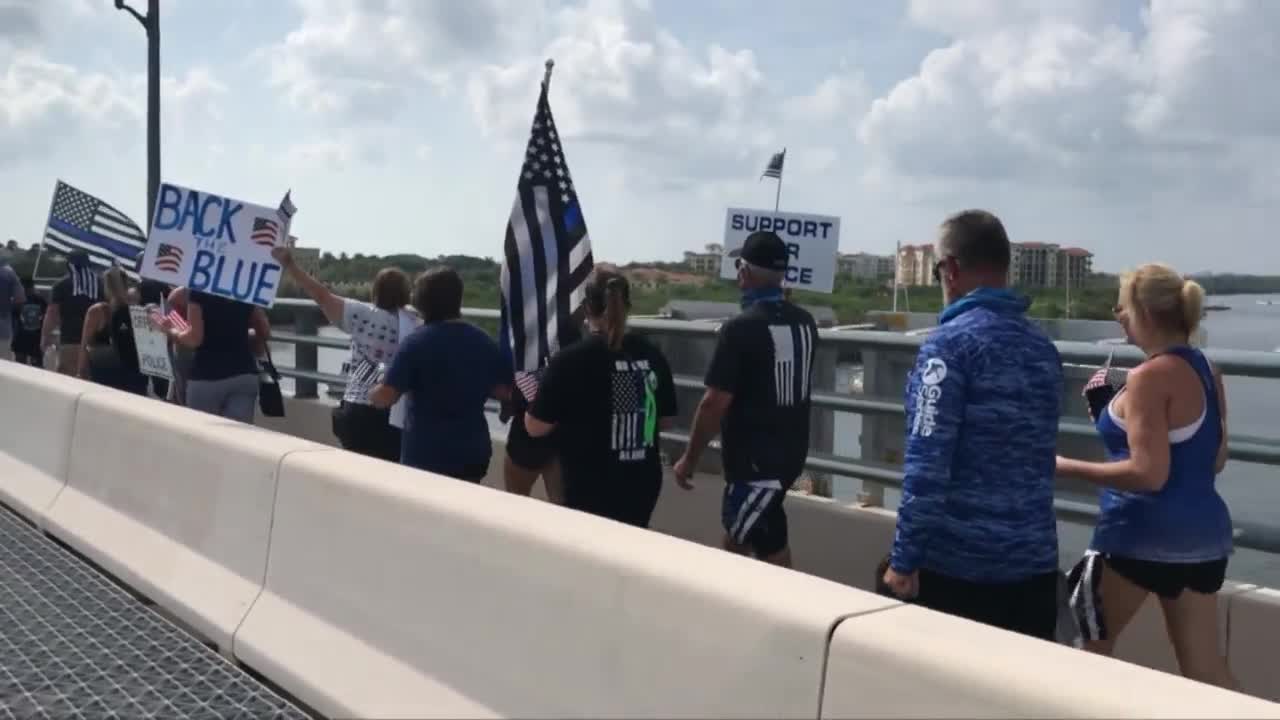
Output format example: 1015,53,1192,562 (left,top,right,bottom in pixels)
1,0,1277,274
